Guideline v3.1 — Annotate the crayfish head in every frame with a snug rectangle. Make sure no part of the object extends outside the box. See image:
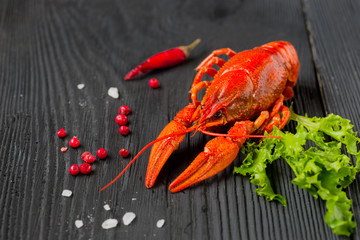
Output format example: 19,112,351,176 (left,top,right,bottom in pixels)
195,106,227,131
189,100,227,132
195,69,254,131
